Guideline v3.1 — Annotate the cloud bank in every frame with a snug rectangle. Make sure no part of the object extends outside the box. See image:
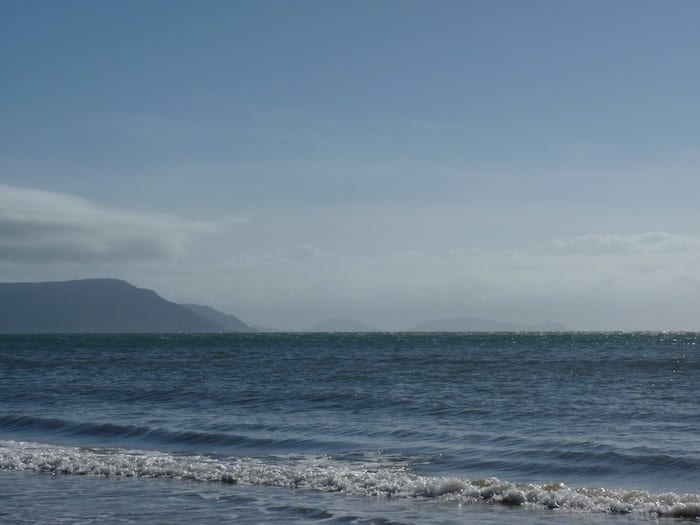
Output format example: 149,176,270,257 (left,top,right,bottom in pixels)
0,184,217,263
540,232,700,255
